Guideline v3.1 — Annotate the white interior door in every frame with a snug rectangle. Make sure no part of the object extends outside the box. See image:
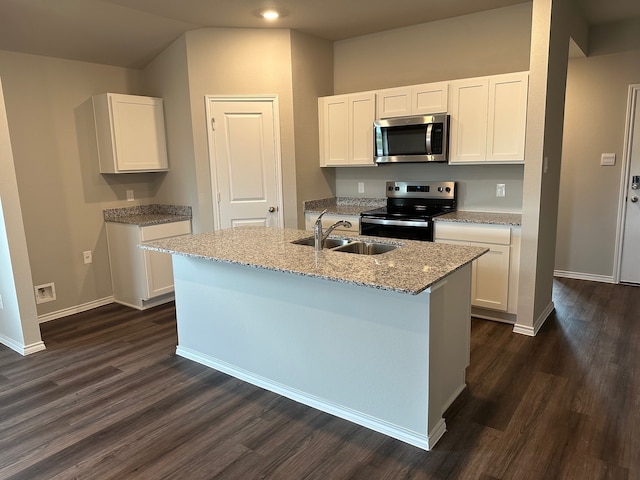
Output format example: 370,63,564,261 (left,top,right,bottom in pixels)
206,96,283,229
619,85,640,284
